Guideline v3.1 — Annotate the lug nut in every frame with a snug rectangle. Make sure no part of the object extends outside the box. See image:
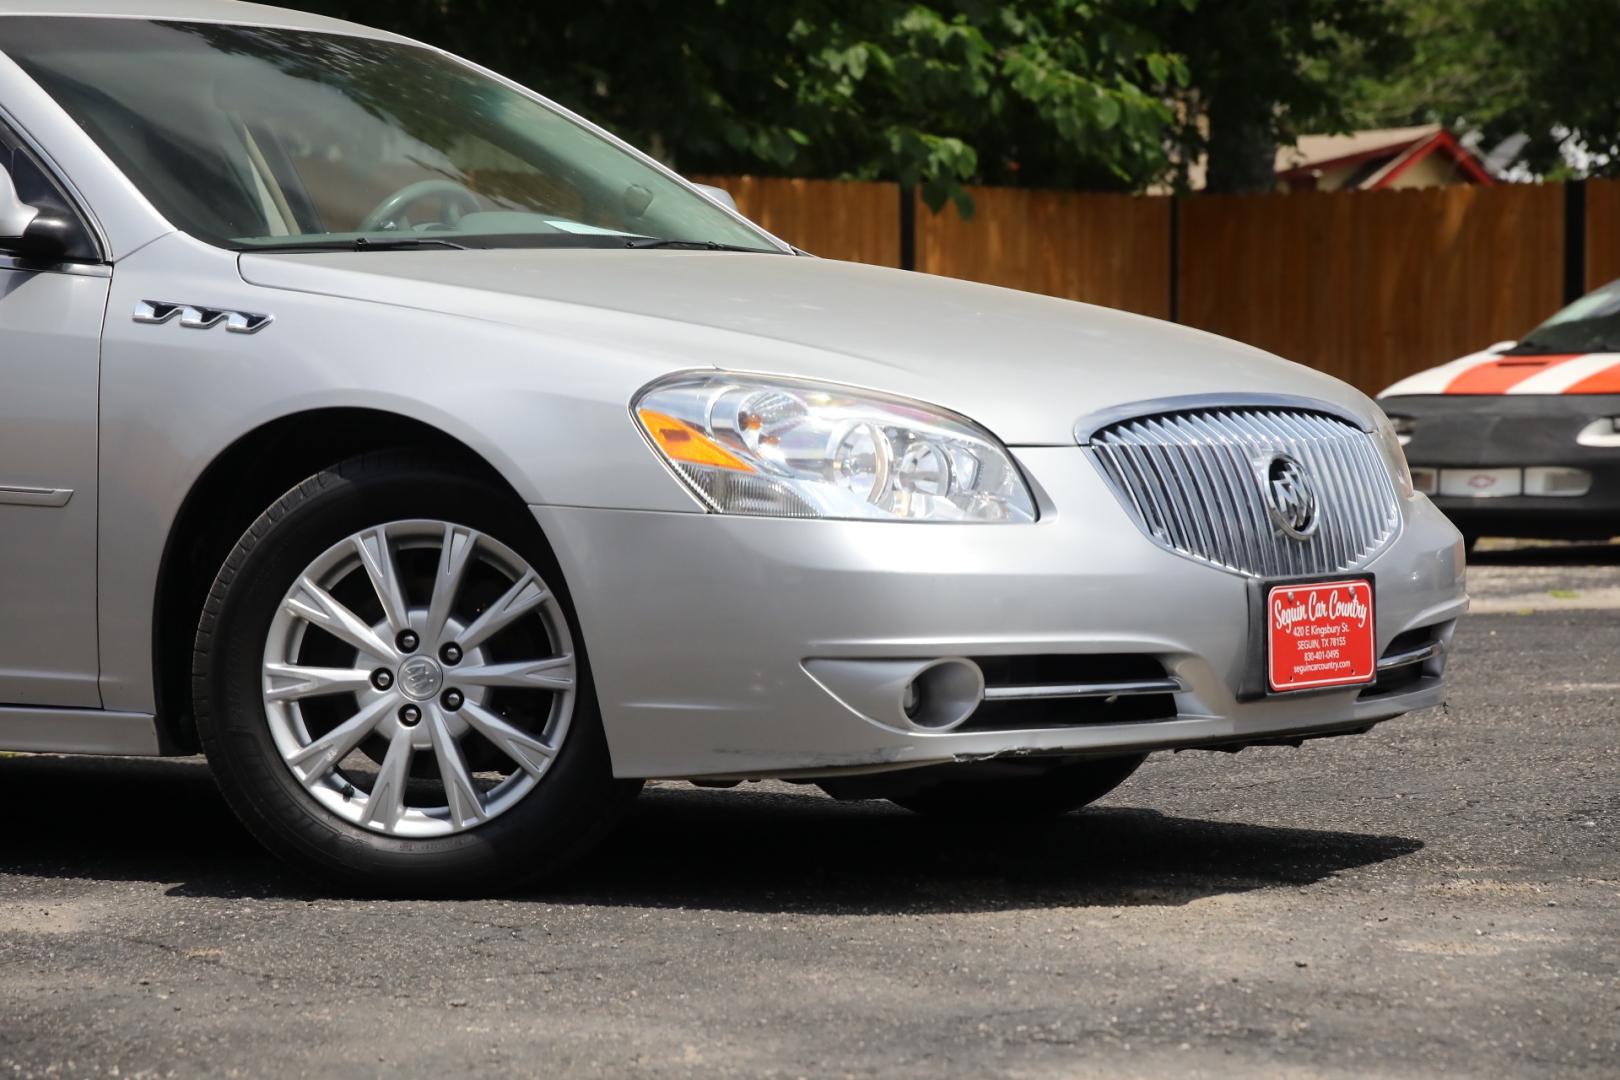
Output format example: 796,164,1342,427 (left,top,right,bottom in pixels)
440,643,463,665
396,630,419,653
398,704,422,726
371,669,394,691
441,688,464,712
